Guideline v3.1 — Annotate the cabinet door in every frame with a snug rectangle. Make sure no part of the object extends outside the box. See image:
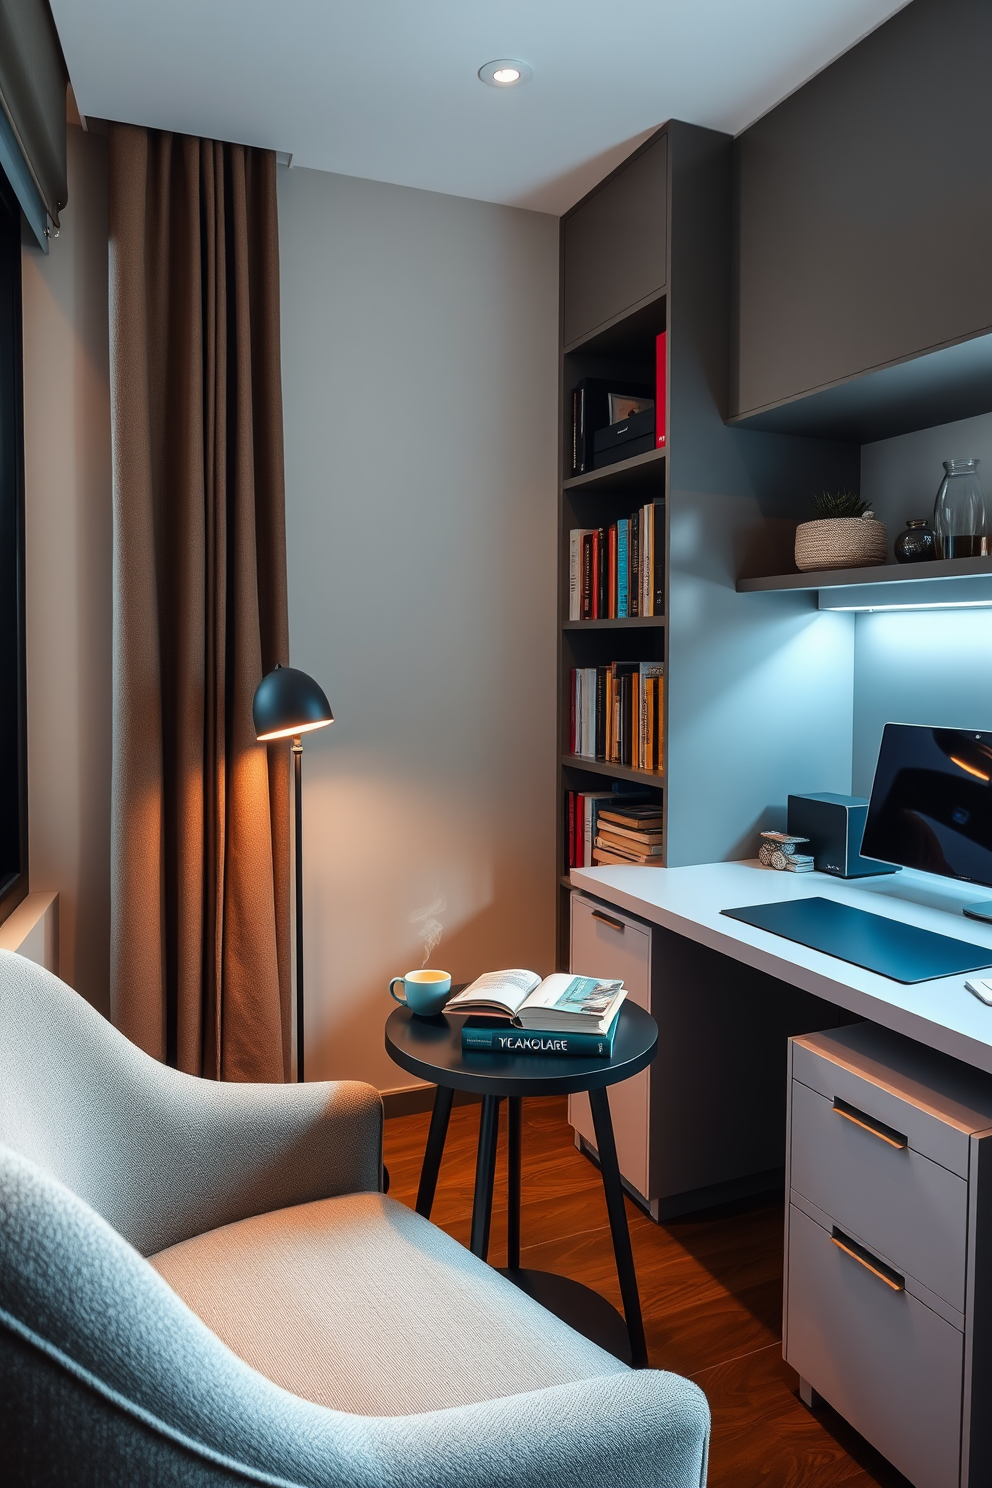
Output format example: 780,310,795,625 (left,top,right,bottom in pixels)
563,135,667,348
733,1,992,418
567,894,651,1199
